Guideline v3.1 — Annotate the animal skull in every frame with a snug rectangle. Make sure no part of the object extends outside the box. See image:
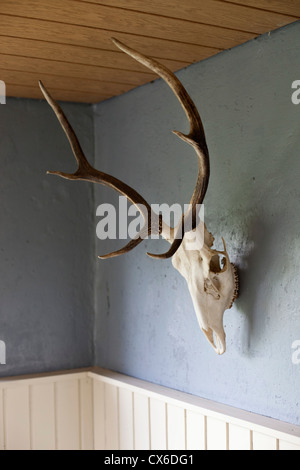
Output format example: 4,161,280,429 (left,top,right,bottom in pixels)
171,223,238,355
